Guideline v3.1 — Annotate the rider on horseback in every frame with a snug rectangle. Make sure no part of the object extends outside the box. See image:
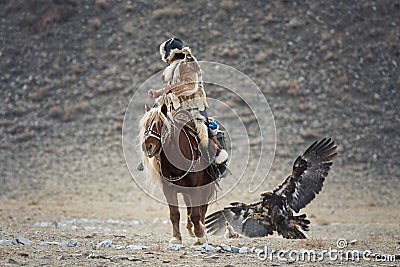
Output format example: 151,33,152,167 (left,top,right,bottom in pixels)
148,38,228,178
